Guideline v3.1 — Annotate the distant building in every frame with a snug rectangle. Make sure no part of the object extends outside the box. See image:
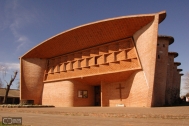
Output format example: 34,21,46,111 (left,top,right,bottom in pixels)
20,11,183,107
0,88,20,104
186,93,189,102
